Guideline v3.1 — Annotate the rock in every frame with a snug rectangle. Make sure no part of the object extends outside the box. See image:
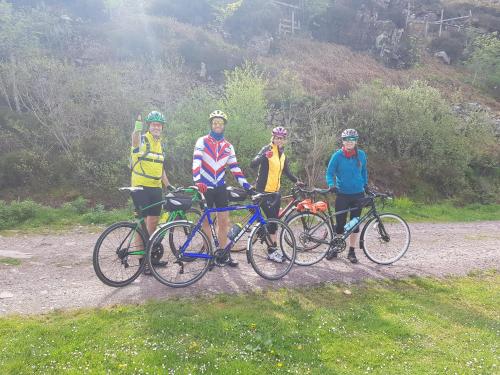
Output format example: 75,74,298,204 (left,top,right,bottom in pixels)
343,289,352,295
0,292,14,299
435,51,451,64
